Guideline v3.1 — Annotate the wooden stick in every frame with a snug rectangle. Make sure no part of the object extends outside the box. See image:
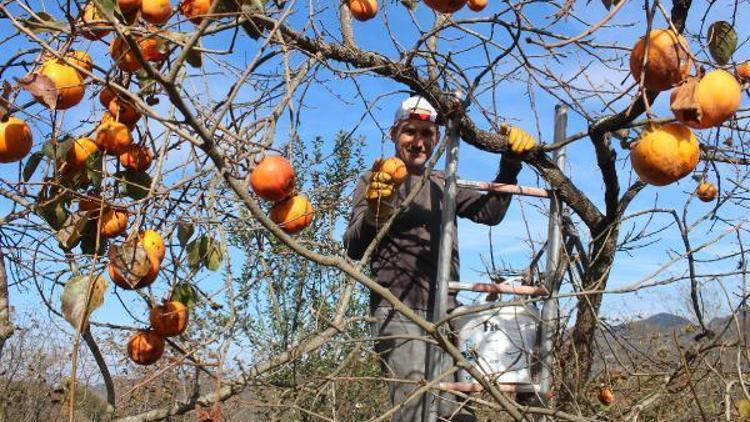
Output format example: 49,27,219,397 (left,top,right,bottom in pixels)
457,179,550,198
439,382,540,393
448,282,548,296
